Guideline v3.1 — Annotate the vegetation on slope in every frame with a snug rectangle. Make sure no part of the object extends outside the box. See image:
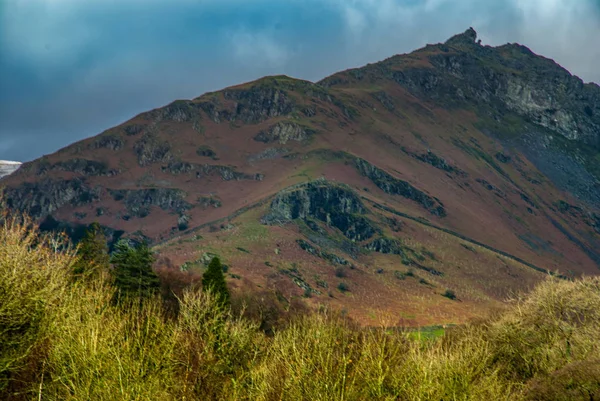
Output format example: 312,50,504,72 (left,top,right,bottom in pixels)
1,210,600,400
